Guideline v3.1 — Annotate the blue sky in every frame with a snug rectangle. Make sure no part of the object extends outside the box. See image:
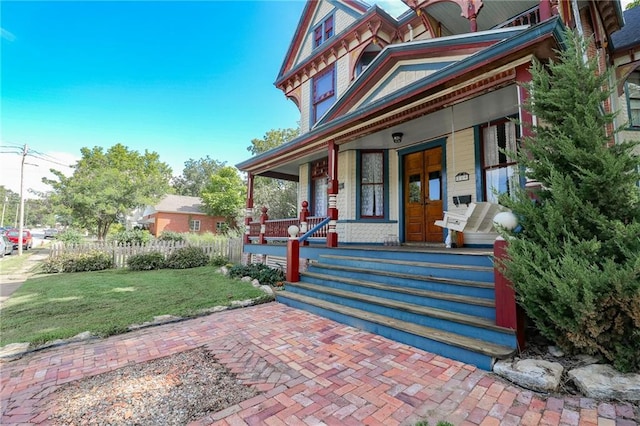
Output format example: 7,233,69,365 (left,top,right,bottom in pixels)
1,0,410,197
